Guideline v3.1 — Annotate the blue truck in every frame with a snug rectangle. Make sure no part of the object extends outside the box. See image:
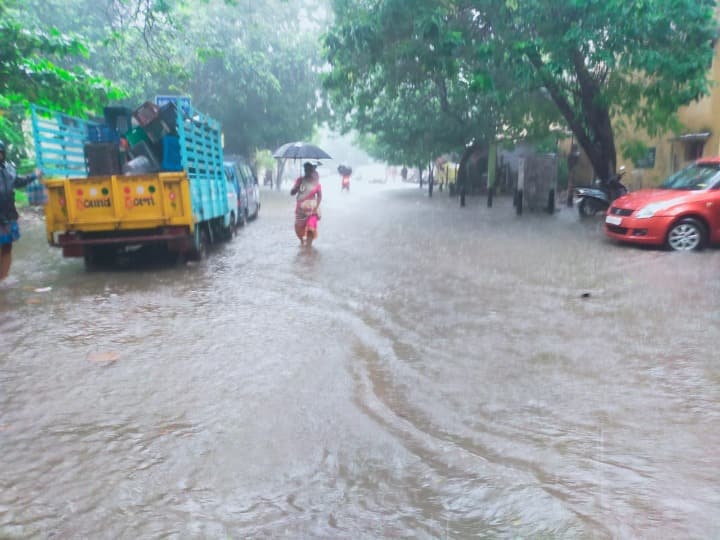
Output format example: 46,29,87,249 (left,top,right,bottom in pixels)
31,101,237,264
